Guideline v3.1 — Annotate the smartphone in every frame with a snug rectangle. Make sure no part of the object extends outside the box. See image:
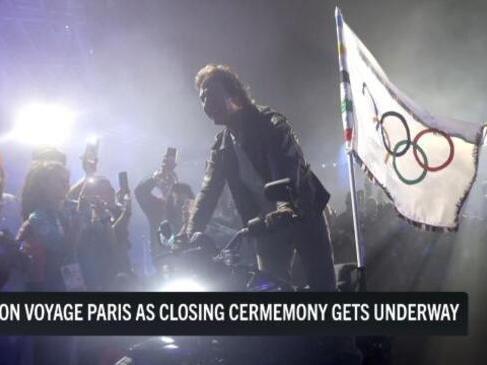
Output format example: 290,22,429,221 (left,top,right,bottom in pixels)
118,171,130,194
